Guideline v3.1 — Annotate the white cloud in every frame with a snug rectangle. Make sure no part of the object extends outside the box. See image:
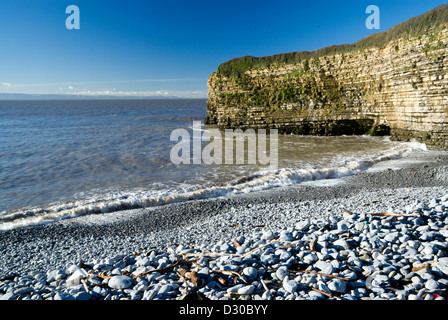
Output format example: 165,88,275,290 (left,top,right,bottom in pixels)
6,78,197,88
71,90,207,98
0,79,207,98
